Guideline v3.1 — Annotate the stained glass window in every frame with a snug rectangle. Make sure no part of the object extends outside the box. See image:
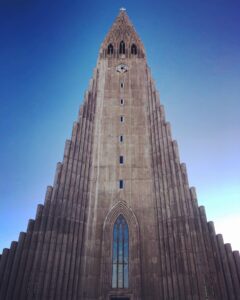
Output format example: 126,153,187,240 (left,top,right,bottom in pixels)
112,215,129,288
